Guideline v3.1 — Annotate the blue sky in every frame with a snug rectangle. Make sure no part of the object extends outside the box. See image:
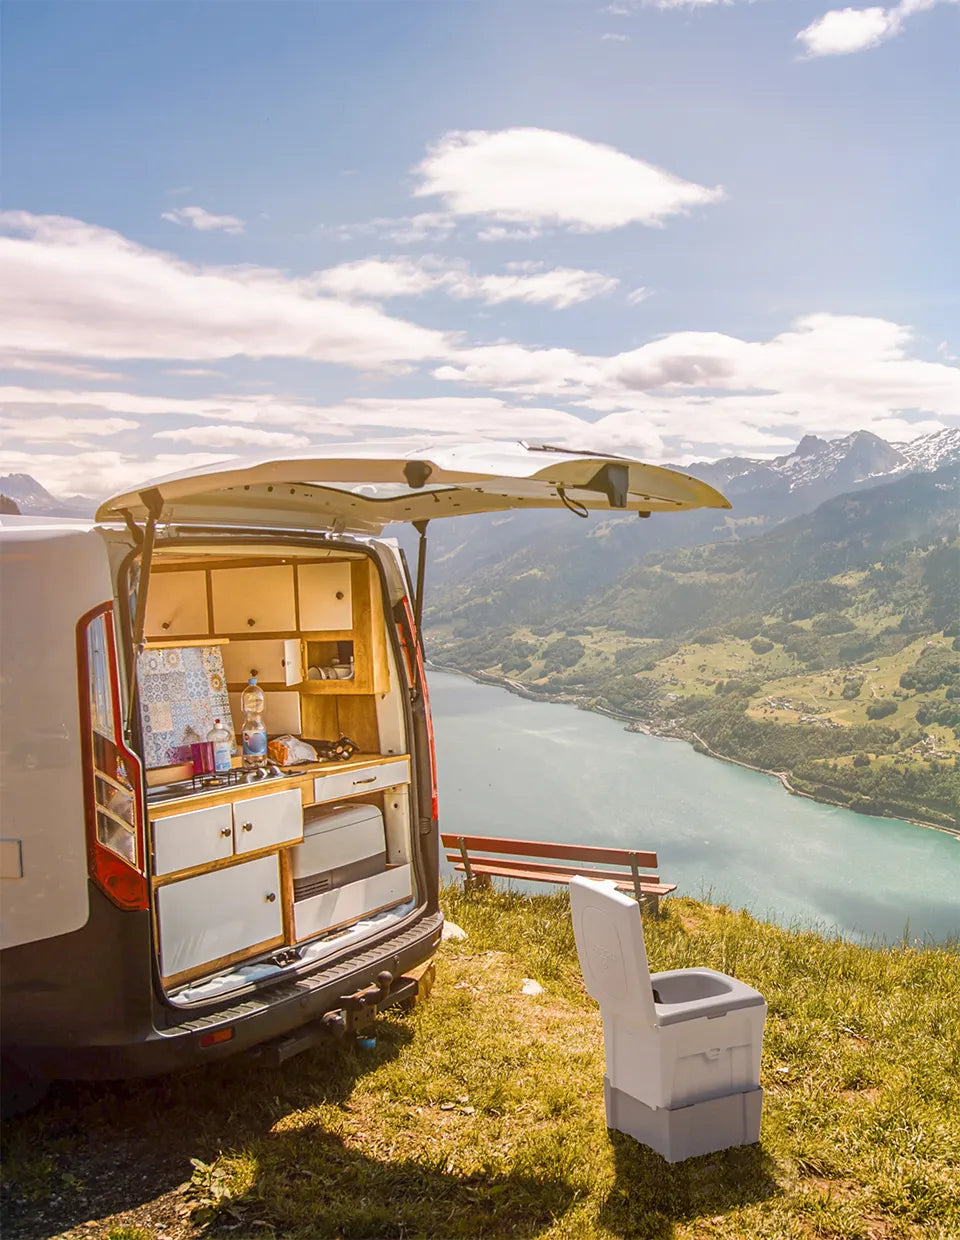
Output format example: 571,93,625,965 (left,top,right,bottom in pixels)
1,0,958,498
